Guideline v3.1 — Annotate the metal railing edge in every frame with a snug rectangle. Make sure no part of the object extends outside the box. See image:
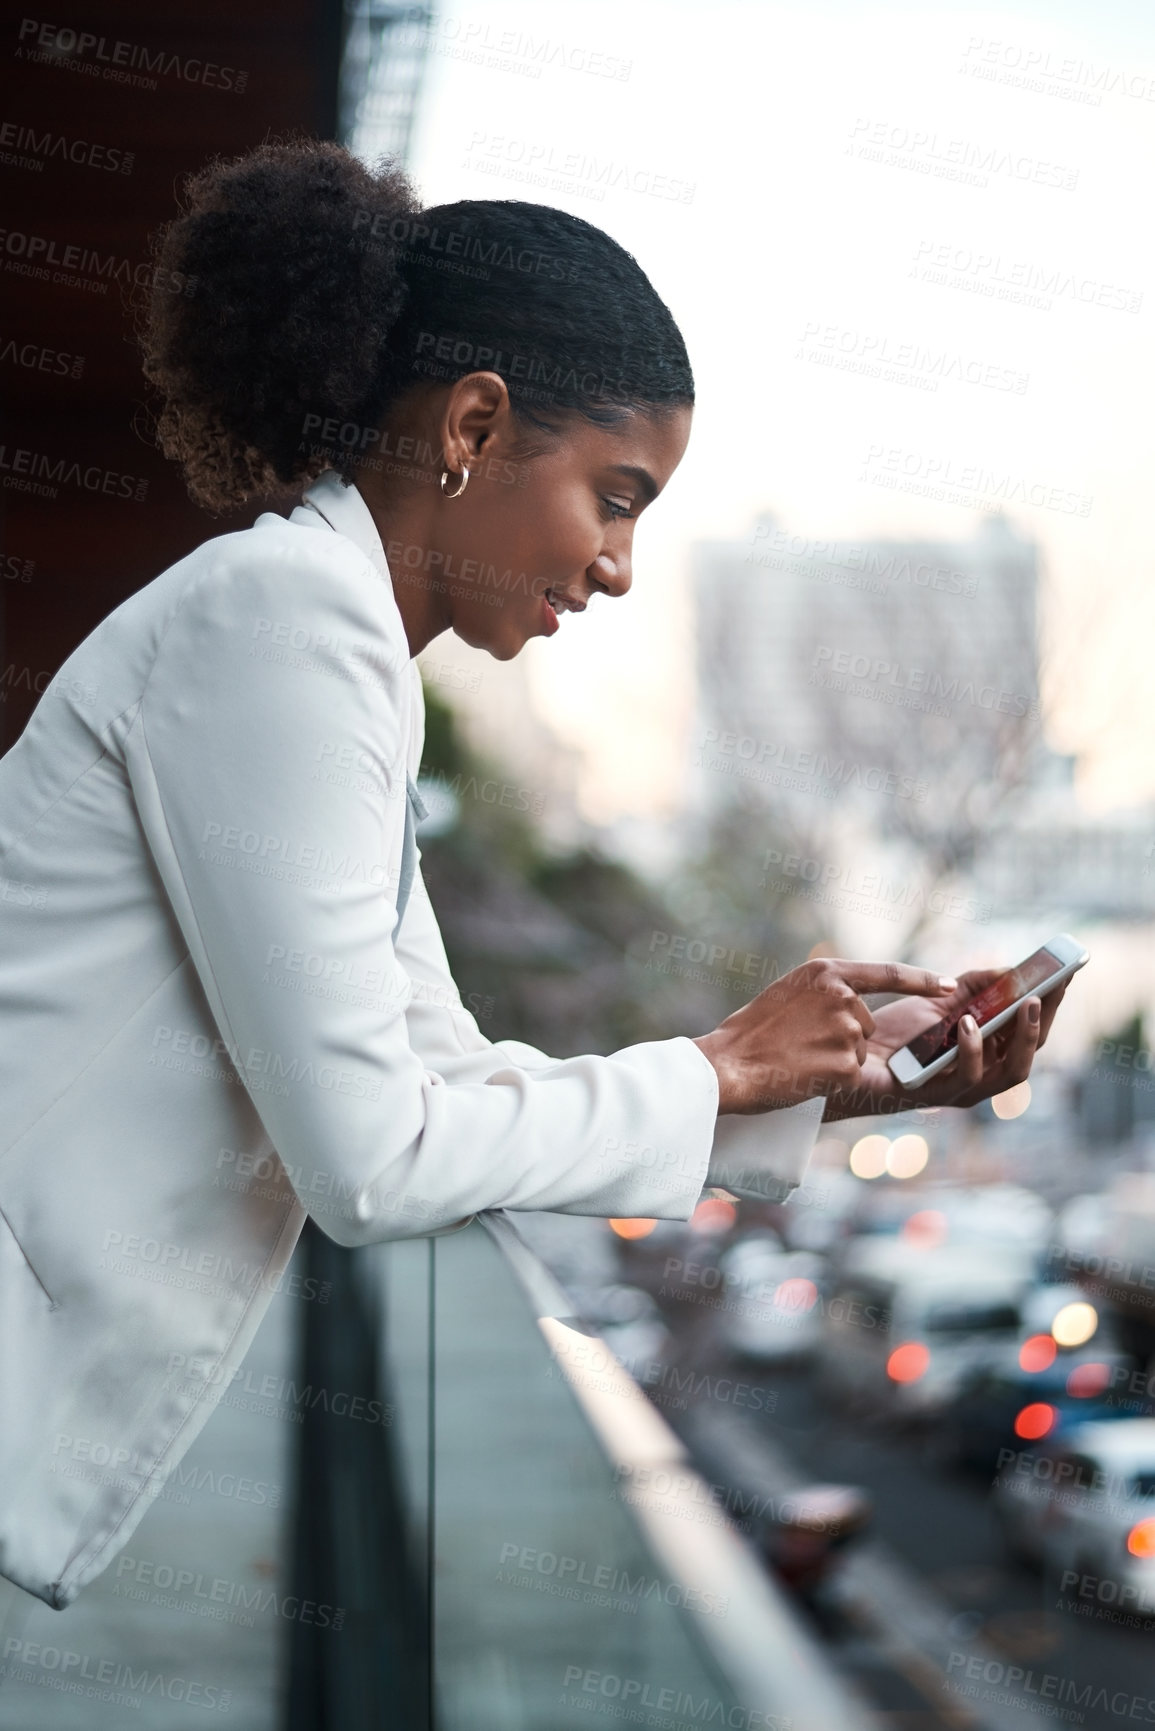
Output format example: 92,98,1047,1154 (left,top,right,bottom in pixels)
472,1211,872,1731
